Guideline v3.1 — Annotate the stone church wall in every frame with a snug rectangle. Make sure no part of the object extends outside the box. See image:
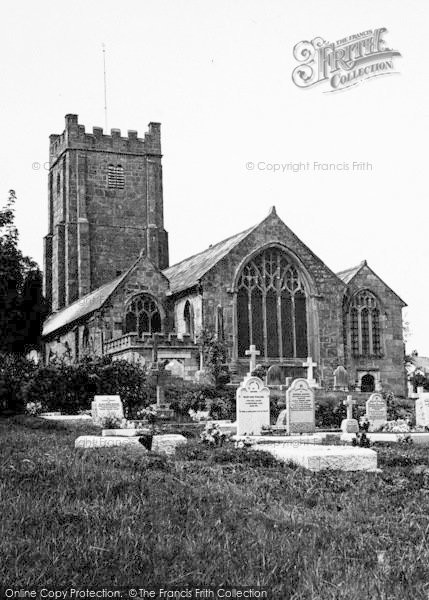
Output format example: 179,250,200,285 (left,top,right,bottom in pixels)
198,211,347,386
344,265,406,396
